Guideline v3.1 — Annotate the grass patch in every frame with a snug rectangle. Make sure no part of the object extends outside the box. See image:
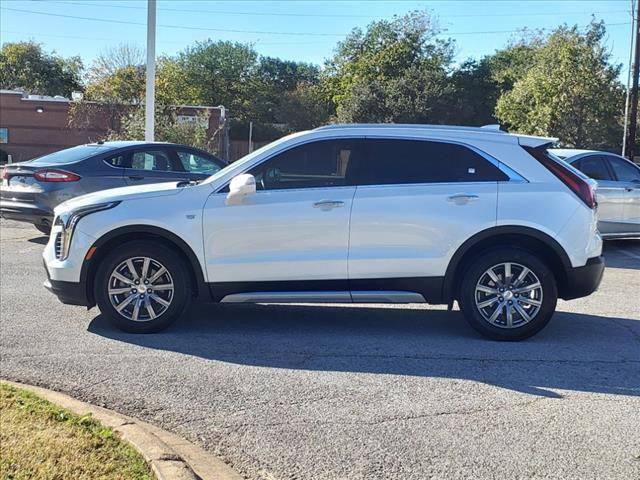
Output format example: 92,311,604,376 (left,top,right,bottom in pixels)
0,383,153,480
